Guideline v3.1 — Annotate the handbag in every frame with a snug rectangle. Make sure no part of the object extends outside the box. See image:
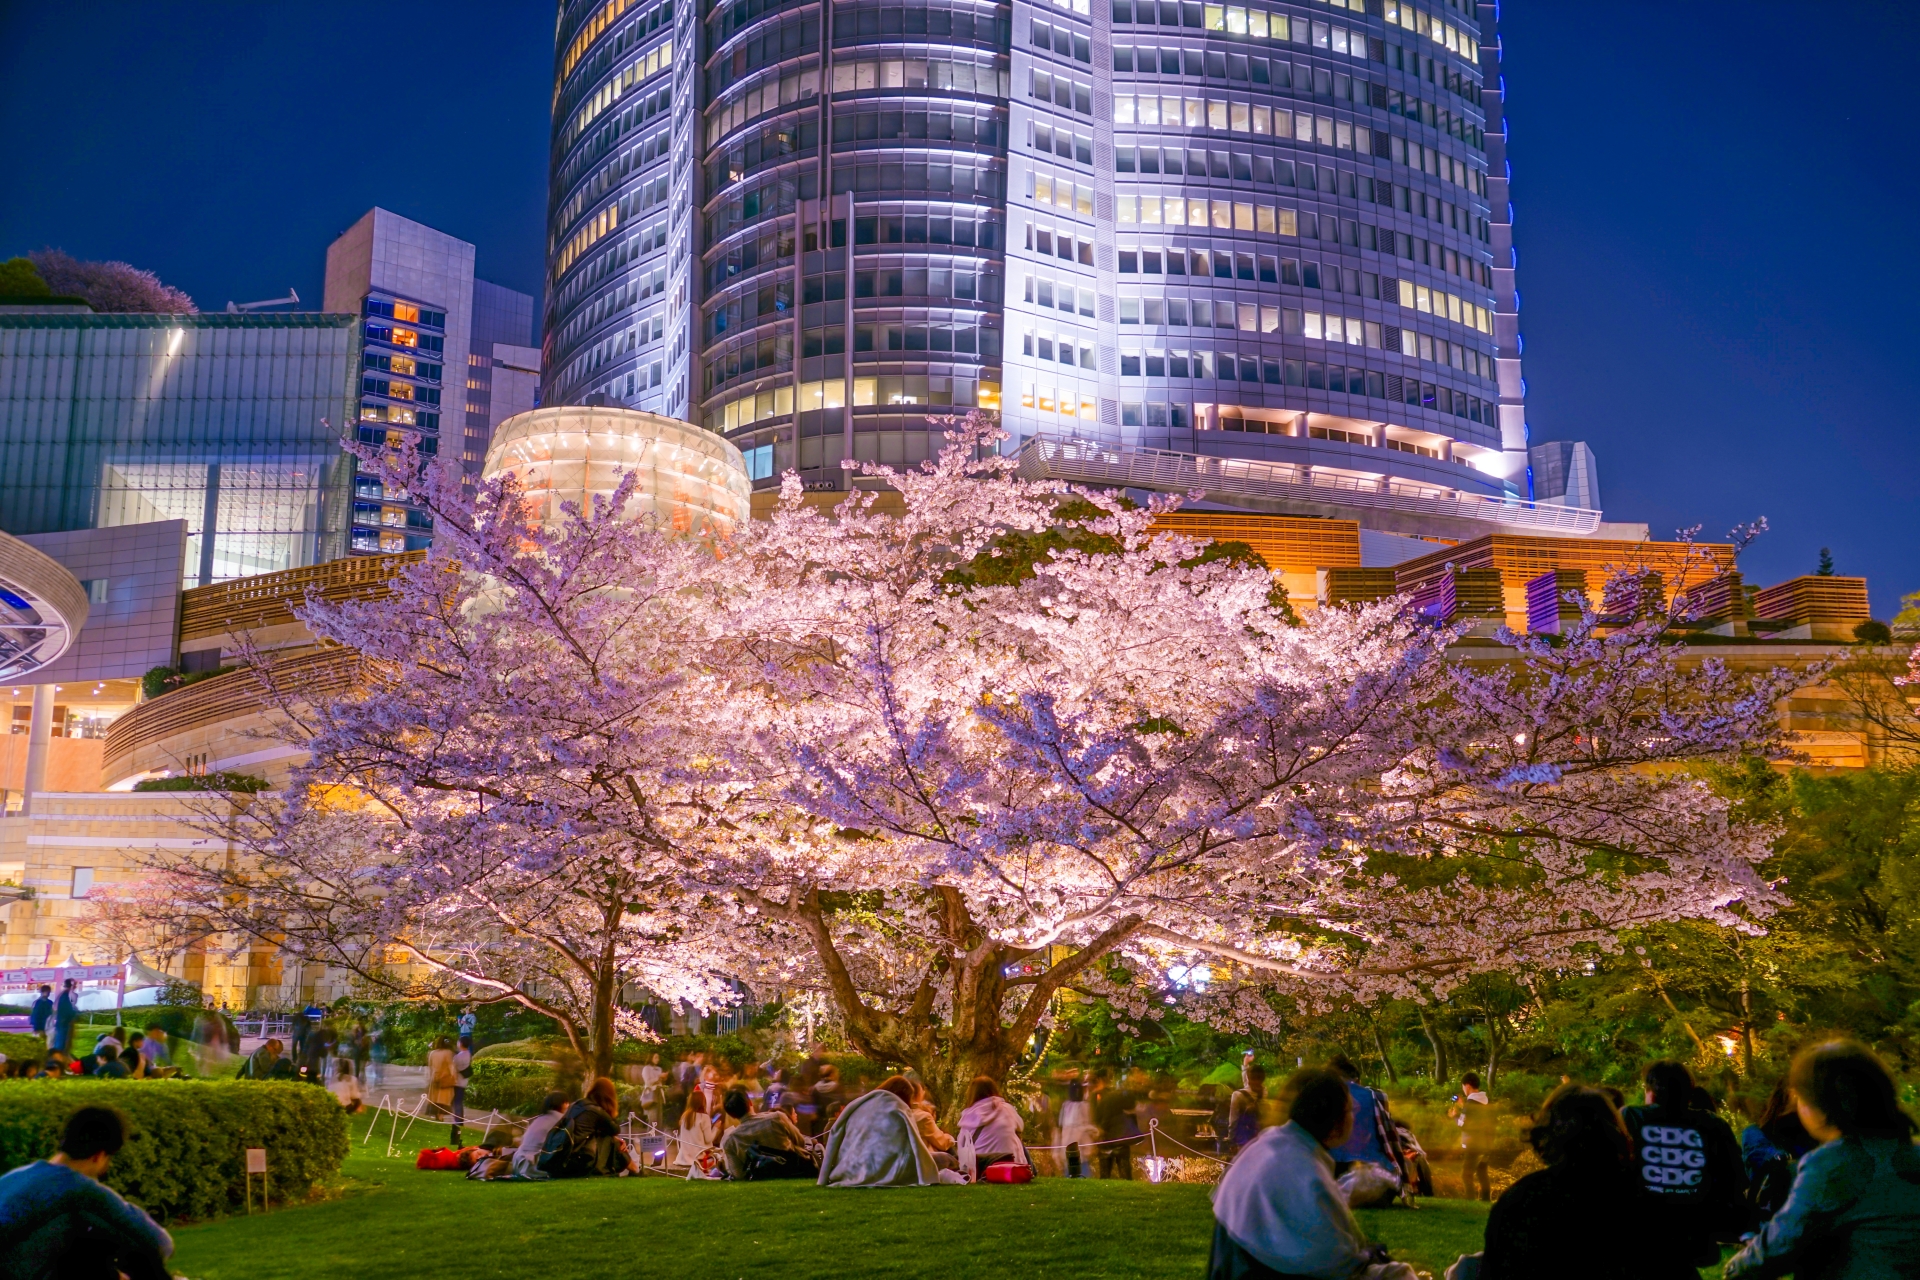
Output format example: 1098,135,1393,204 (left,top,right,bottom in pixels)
983,1162,1033,1184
